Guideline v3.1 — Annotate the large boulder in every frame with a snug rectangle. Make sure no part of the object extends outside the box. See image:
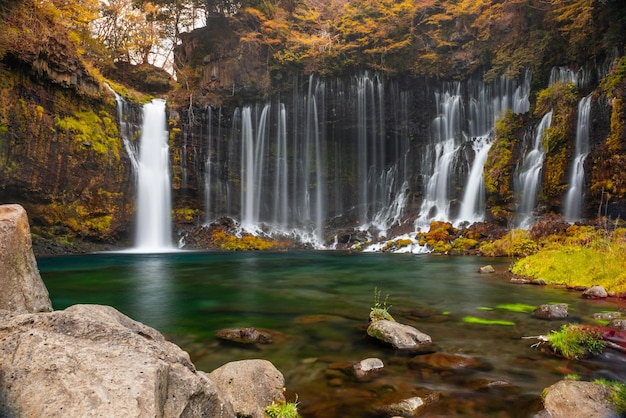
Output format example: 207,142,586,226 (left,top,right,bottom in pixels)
209,359,286,418
539,380,619,418
0,204,52,313
0,304,235,418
